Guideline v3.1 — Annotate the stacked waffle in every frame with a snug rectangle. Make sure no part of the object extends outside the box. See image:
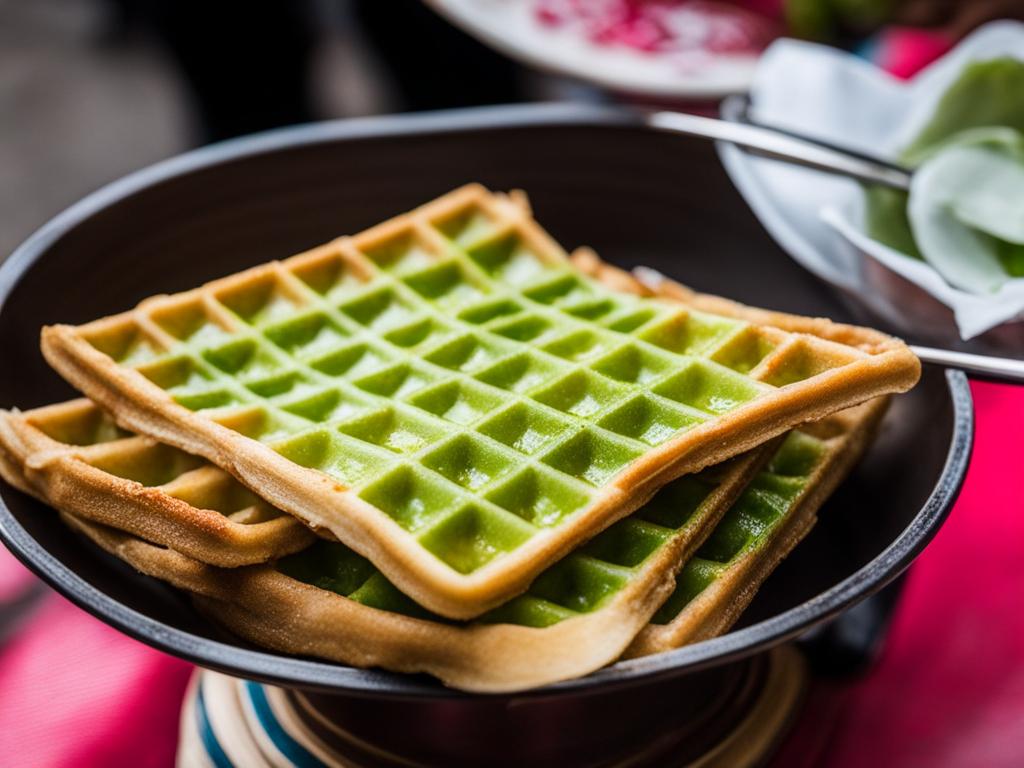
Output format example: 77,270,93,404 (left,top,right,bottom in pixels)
0,185,919,692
